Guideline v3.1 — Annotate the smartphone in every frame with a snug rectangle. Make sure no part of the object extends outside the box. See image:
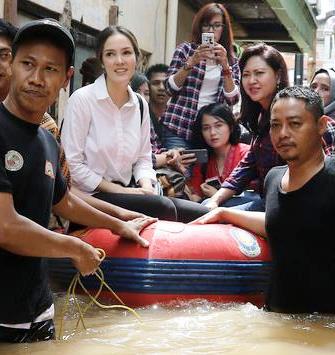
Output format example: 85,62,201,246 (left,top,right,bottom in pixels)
181,149,208,163
205,177,222,190
201,32,215,48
